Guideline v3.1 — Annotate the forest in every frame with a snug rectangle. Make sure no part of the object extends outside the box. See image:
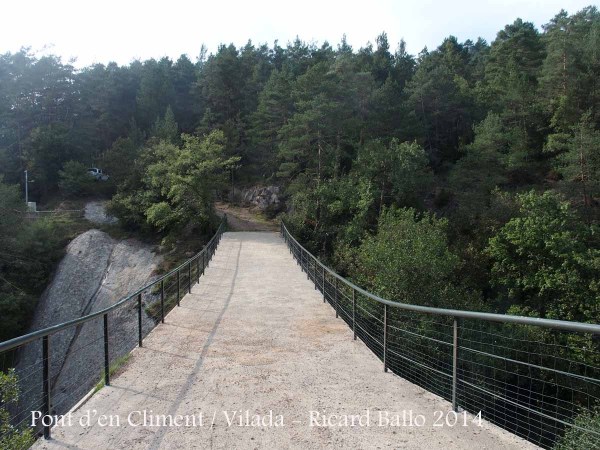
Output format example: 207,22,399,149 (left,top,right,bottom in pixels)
0,5,599,448
0,3,599,362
